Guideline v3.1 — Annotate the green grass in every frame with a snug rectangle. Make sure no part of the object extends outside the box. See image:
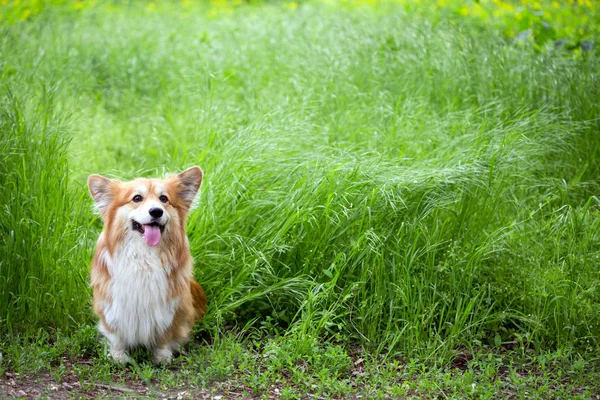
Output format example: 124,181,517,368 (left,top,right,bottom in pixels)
1,0,600,395
2,327,599,398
